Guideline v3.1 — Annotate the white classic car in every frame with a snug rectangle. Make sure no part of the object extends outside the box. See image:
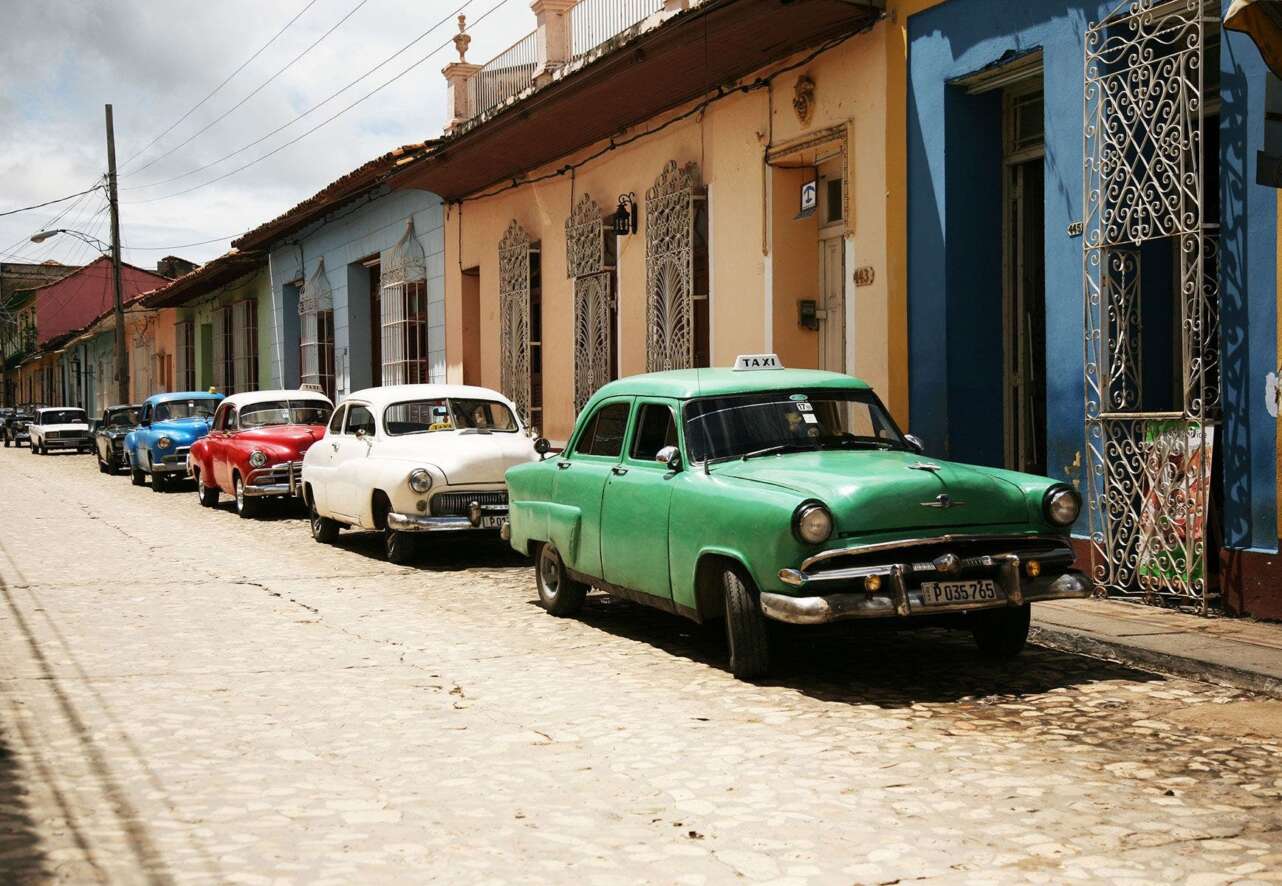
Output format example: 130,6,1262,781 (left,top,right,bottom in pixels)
29,406,93,455
300,384,543,562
